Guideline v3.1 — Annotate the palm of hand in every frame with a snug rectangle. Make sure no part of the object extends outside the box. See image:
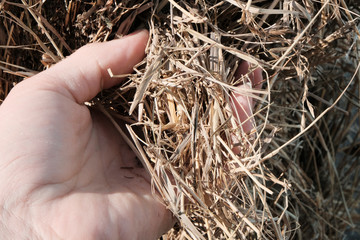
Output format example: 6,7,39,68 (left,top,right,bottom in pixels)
0,31,170,239
0,75,169,240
